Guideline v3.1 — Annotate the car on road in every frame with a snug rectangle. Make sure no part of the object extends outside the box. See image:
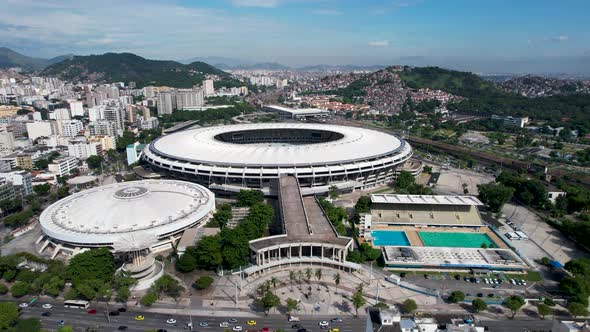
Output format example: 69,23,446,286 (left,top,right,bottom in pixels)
41,312,51,317
57,320,65,326
117,307,127,312
232,326,243,331
319,321,329,327
260,327,270,332
87,309,97,314
109,311,120,316
42,304,52,309
156,329,167,332
292,324,302,329
135,315,145,321
288,316,301,322
117,327,128,331
247,320,256,326
166,319,176,324
329,329,340,332
229,318,238,323
331,317,343,323
19,303,28,308
297,329,310,332
220,322,229,328
199,322,208,327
